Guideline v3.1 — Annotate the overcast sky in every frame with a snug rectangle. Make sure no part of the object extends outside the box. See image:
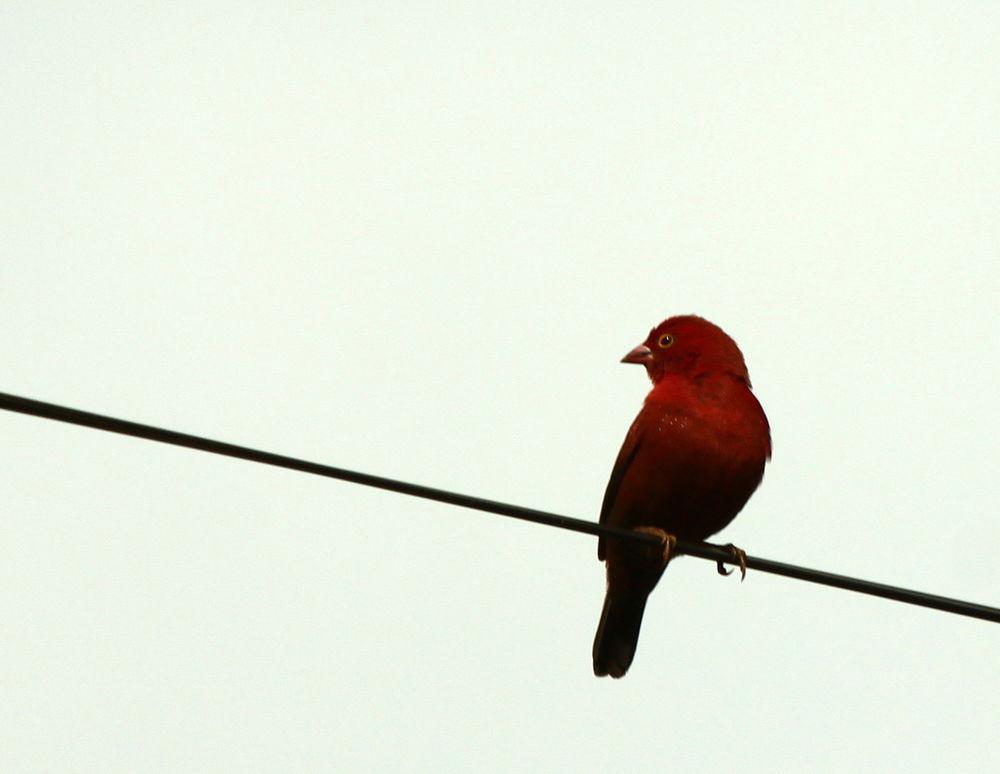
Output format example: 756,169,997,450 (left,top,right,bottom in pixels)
3,3,999,772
